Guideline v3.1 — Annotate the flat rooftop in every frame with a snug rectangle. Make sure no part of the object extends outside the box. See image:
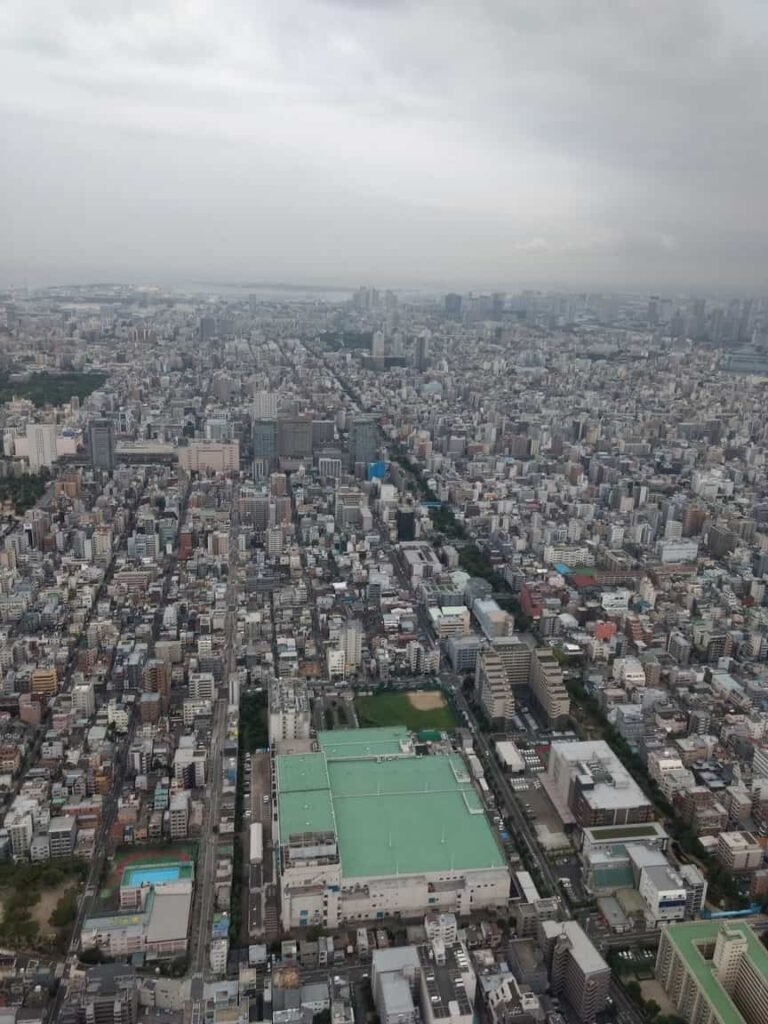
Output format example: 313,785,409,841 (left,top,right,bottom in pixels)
584,822,668,842
664,921,768,1024
317,726,411,760
276,734,505,878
